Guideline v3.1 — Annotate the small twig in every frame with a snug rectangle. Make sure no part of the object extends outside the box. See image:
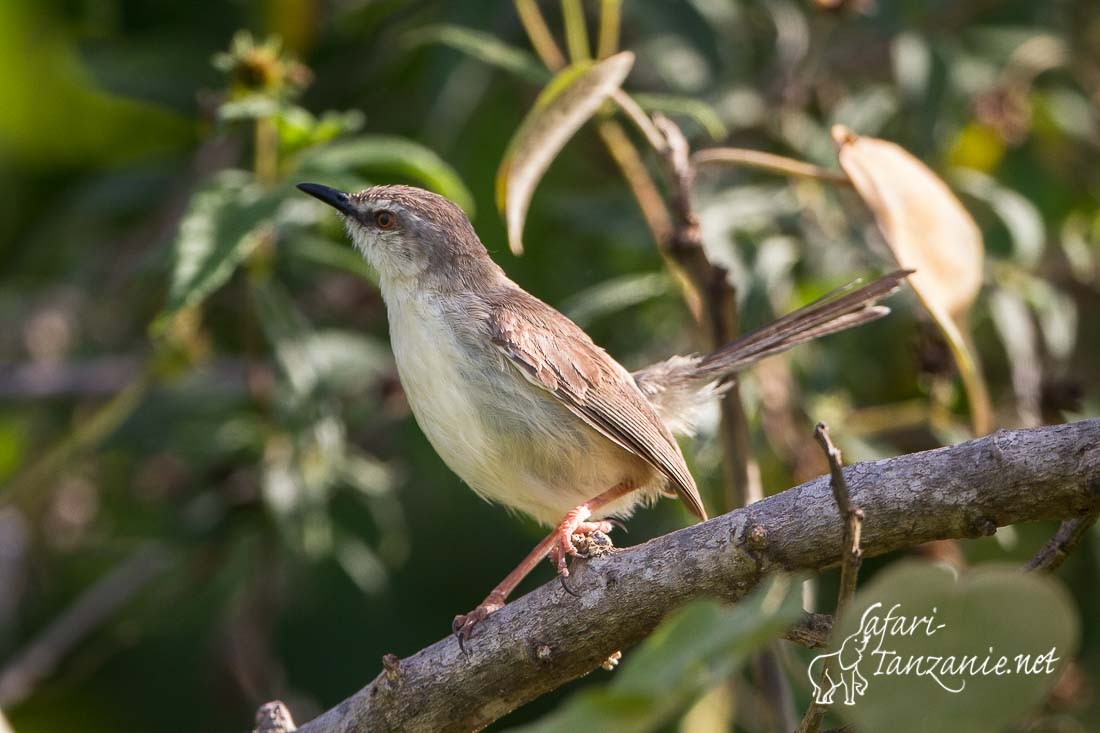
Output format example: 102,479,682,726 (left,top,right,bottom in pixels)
596,120,674,247
797,422,864,733
255,701,297,733
0,357,143,400
0,357,264,400
1025,509,1100,572
784,612,834,649
692,147,852,184
817,423,863,621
